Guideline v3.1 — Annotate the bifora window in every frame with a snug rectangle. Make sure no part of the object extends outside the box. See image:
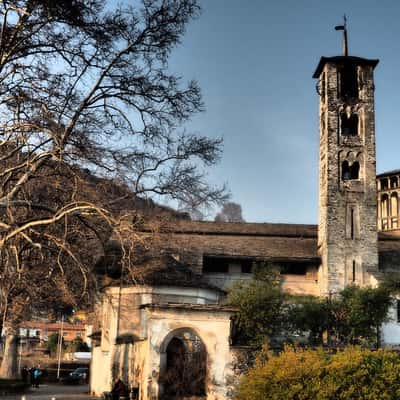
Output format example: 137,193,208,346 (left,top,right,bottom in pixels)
341,112,358,136
342,161,359,180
